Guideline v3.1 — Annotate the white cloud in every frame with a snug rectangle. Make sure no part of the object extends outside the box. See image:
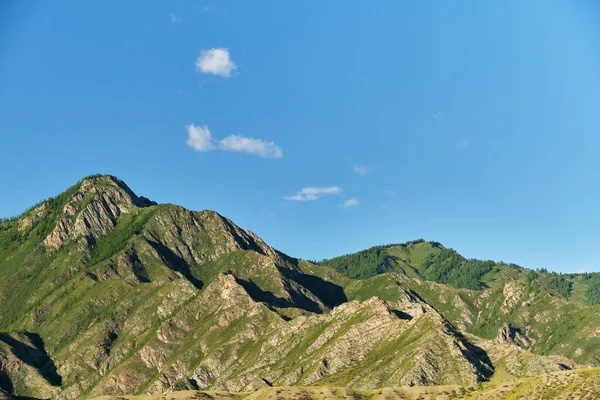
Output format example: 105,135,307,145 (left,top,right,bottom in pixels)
185,124,282,159
353,165,368,176
186,124,214,151
285,186,343,201
341,198,360,208
196,48,237,77
219,135,282,159
432,111,442,120
169,13,182,22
